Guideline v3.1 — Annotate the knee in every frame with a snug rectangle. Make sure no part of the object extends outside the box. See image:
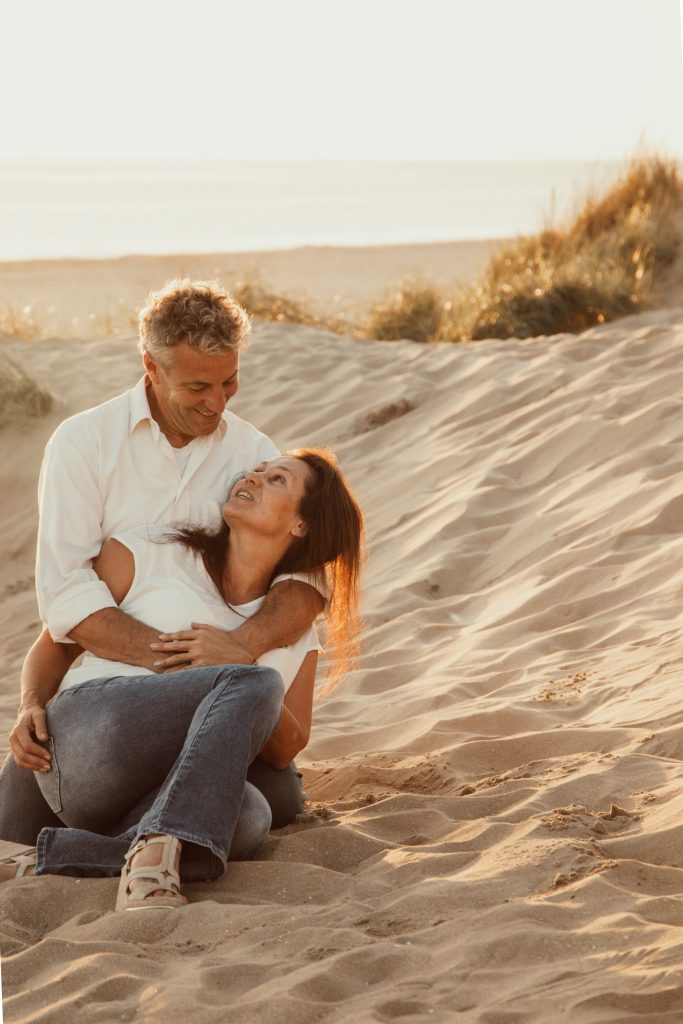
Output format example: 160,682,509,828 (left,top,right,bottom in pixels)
247,759,306,828
249,665,285,703
228,784,272,861
217,665,284,712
